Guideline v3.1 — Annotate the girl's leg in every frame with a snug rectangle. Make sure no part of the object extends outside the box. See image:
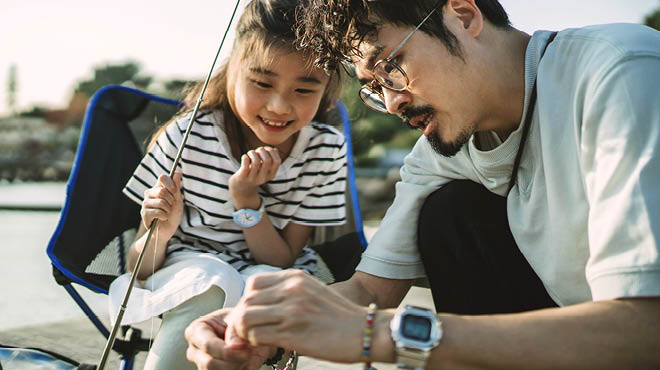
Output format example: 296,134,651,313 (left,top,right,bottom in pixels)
417,180,557,314
144,286,226,370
